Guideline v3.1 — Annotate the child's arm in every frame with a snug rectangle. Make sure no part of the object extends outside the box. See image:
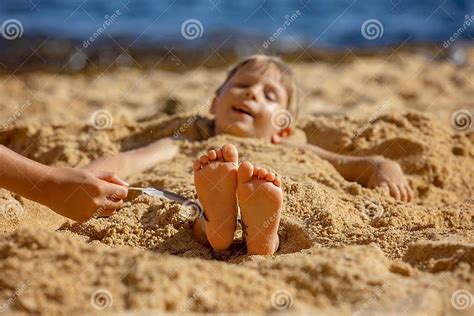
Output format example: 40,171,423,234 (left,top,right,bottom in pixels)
0,145,129,222
281,141,413,202
83,137,179,179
